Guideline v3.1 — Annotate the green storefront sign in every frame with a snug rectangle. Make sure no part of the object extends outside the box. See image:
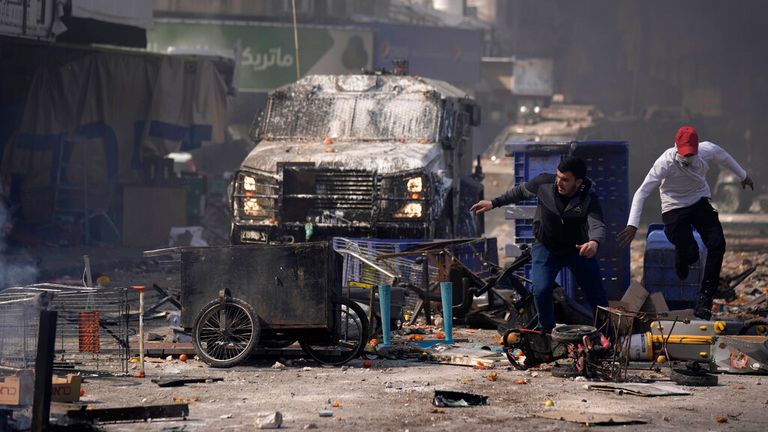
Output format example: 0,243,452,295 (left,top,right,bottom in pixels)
149,20,373,91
